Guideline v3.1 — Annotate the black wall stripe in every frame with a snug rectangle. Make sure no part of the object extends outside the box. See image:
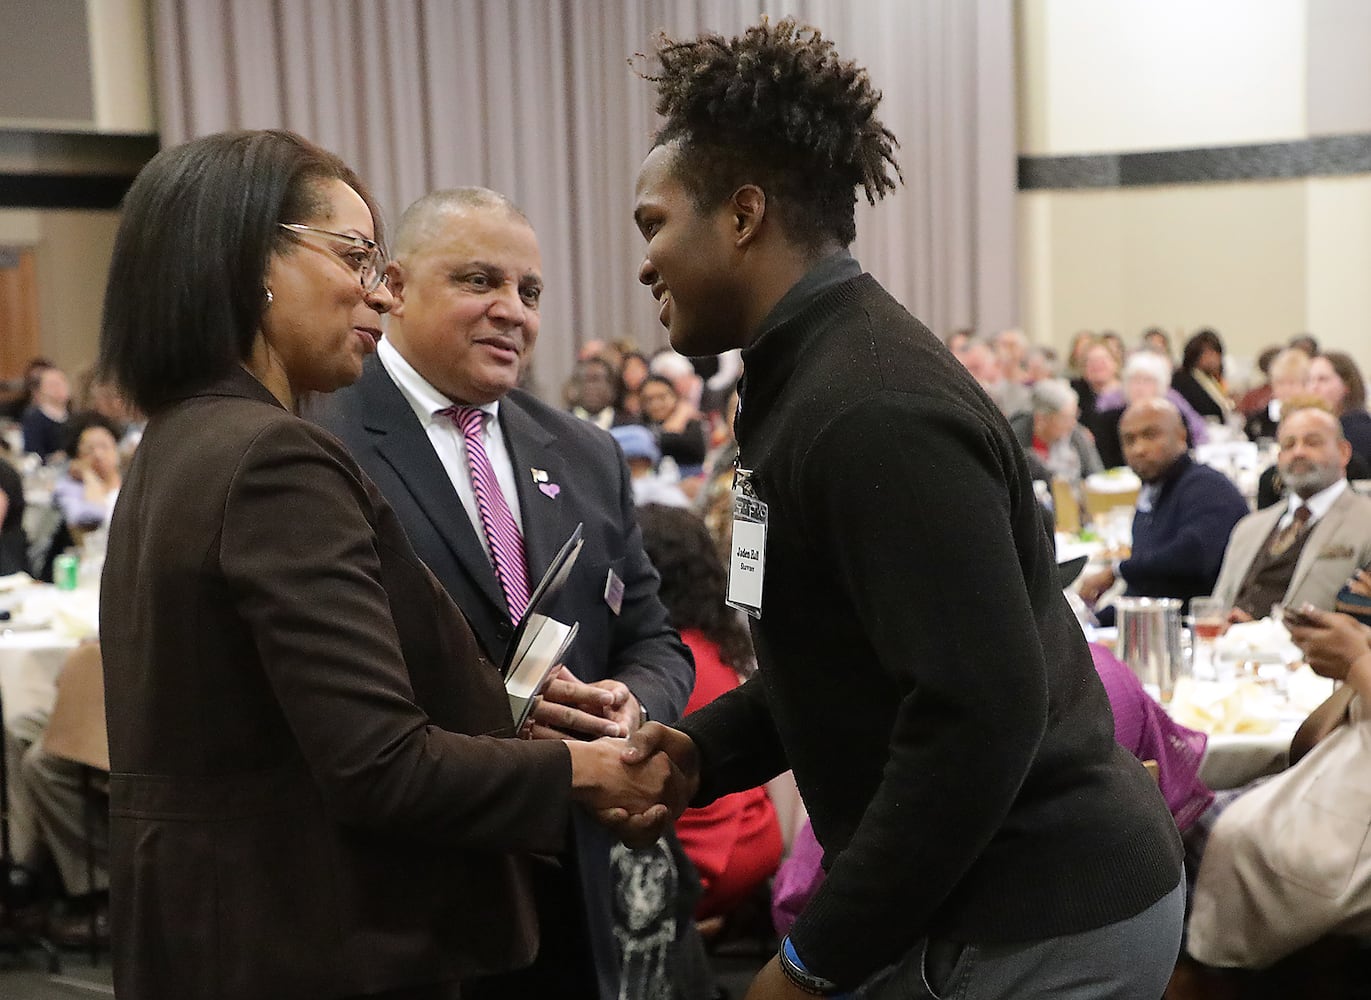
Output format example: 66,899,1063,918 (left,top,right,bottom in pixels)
1019,133,1371,190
